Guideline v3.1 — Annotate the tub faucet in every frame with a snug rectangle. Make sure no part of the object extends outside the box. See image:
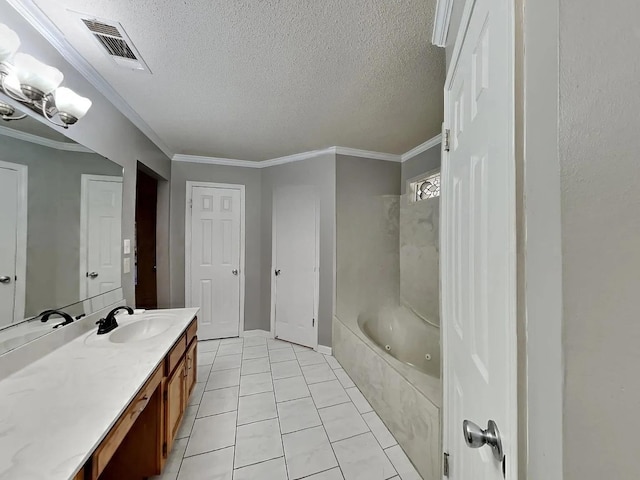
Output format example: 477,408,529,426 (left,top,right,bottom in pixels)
96,306,134,335
39,310,74,329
